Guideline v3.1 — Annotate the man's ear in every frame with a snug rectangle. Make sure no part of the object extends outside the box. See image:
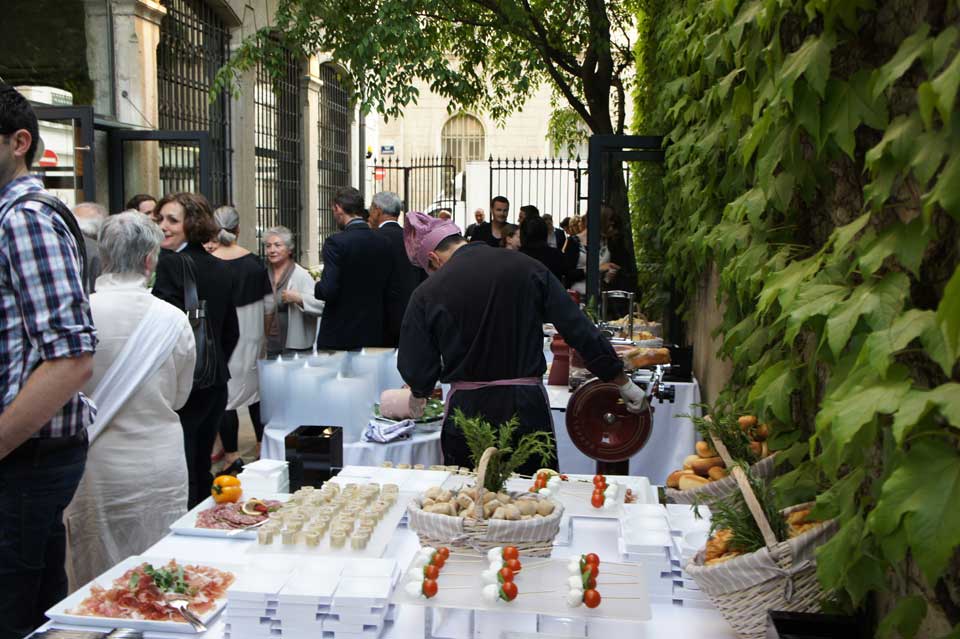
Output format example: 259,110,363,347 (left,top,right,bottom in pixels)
11,129,33,160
